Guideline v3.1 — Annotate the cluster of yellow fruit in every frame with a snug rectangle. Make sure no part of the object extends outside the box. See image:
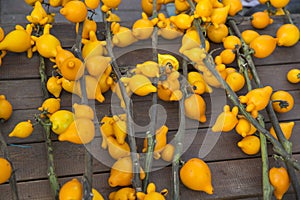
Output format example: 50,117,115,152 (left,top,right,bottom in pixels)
211,86,295,156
